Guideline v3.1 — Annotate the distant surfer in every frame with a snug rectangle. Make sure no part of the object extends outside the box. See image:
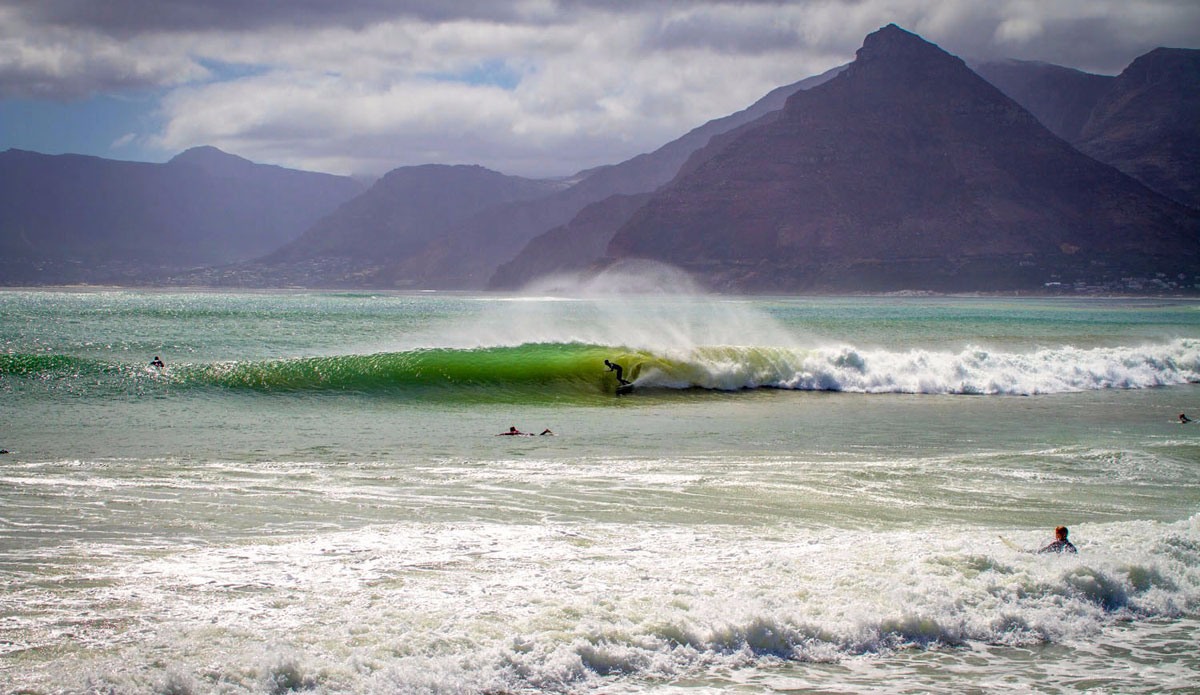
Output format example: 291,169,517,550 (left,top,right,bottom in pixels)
1180,413,1192,424
497,426,554,436
604,359,630,385
150,356,165,369
1038,526,1077,554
